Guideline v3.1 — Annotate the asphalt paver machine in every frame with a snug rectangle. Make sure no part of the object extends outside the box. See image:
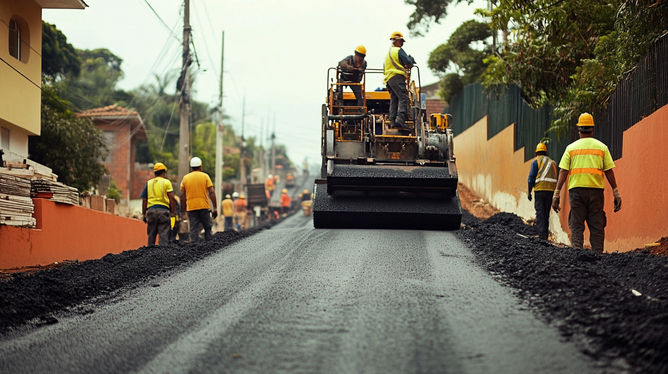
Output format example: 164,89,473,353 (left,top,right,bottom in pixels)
312,66,462,230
